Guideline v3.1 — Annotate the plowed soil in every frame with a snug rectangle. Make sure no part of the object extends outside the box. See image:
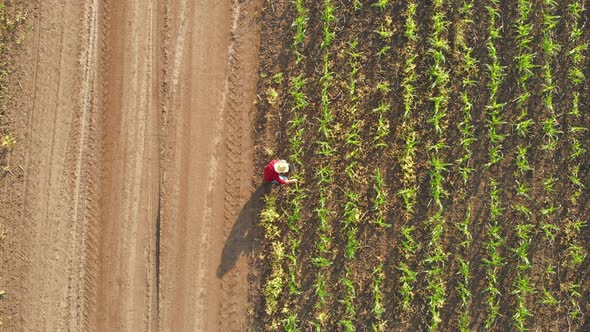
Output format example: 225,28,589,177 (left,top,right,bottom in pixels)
0,0,262,330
